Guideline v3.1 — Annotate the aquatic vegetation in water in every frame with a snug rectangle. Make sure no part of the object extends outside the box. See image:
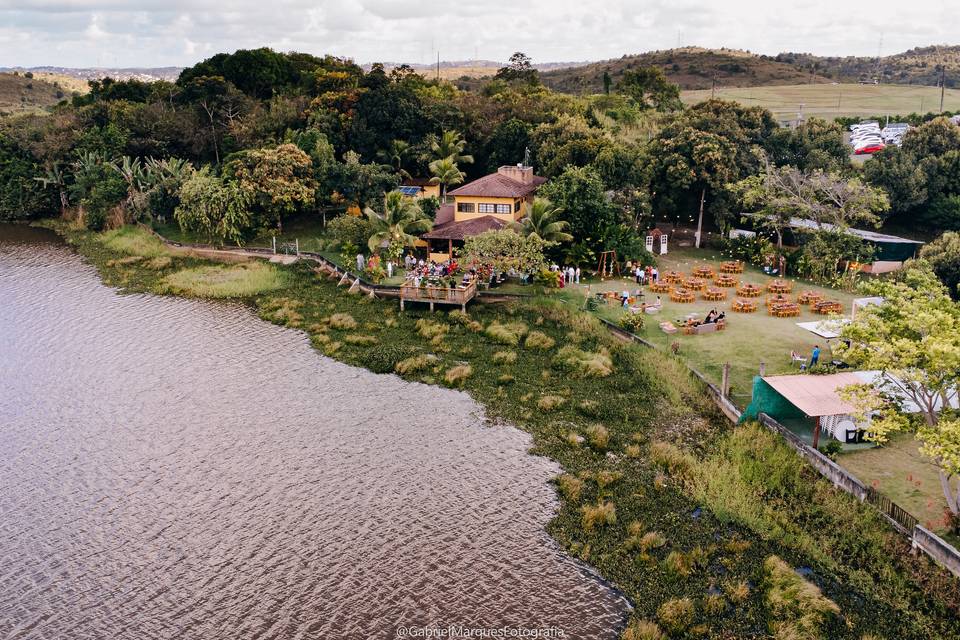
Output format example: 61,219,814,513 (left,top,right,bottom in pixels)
161,262,289,298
